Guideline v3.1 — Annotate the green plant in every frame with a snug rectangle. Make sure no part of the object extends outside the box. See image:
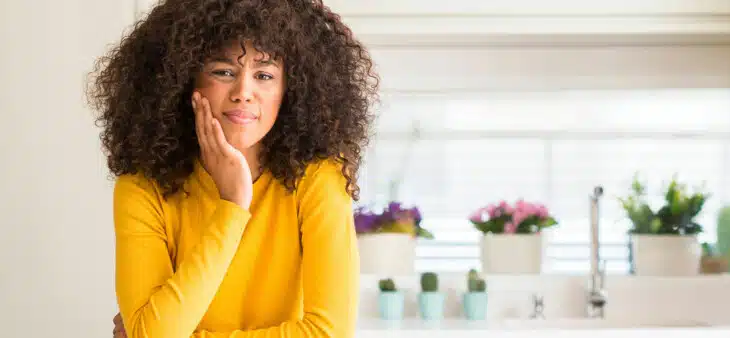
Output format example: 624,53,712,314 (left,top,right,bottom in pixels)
620,173,709,235
466,269,486,293
378,278,397,292
420,272,439,292
702,242,718,257
618,173,659,234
